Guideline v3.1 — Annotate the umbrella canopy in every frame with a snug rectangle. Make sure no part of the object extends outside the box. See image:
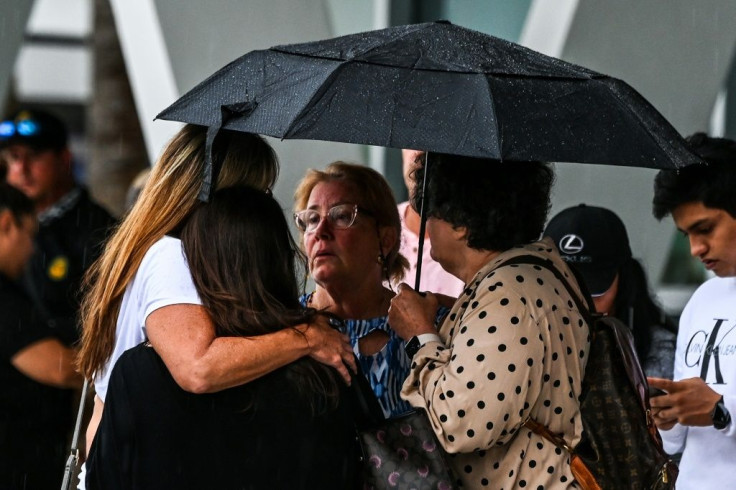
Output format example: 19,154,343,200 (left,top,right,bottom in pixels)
157,20,700,170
